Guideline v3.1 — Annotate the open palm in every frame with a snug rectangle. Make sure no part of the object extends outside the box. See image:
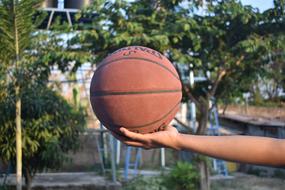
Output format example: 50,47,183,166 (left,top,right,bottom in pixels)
111,125,181,150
